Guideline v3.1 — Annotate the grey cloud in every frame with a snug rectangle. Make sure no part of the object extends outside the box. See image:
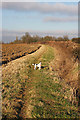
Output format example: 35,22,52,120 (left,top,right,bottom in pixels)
2,2,78,16
44,16,78,22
